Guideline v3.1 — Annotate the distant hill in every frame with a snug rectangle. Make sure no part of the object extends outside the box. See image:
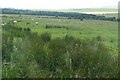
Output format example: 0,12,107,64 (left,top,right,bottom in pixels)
2,8,119,21
31,8,118,15
52,8,118,14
